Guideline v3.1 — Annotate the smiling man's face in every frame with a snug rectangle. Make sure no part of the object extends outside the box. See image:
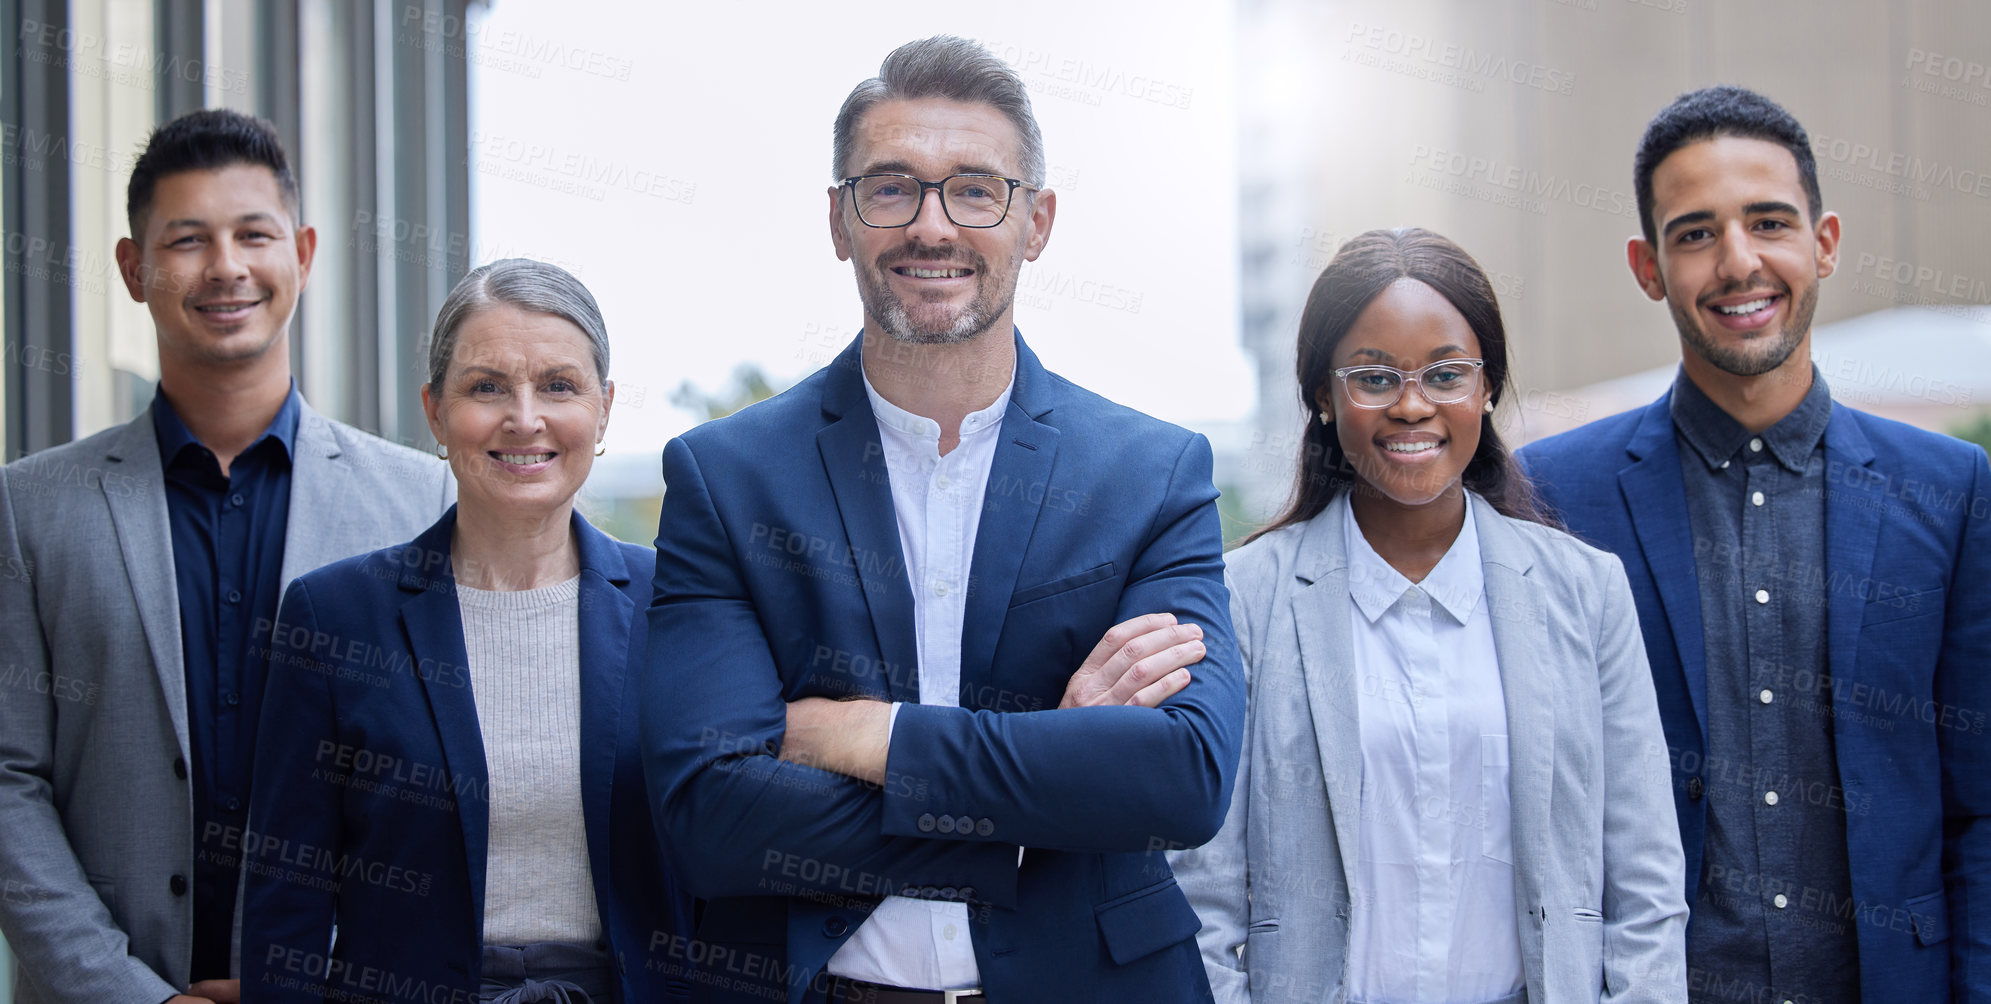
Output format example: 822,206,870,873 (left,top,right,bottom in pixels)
1630,135,1839,381
118,163,316,369
829,97,1053,346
